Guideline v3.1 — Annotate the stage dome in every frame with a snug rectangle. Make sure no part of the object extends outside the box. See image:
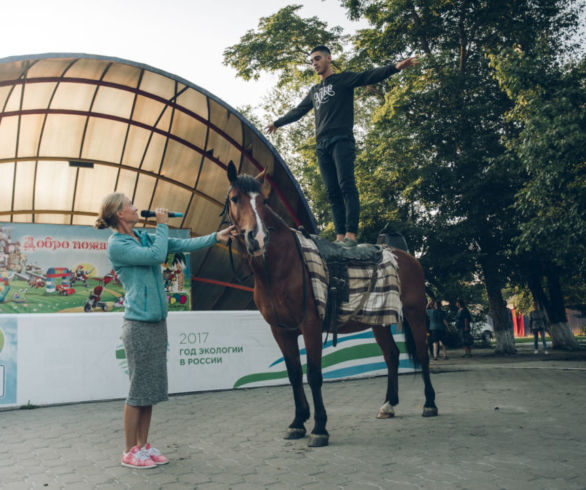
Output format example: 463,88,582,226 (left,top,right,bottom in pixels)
0,53,316,309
